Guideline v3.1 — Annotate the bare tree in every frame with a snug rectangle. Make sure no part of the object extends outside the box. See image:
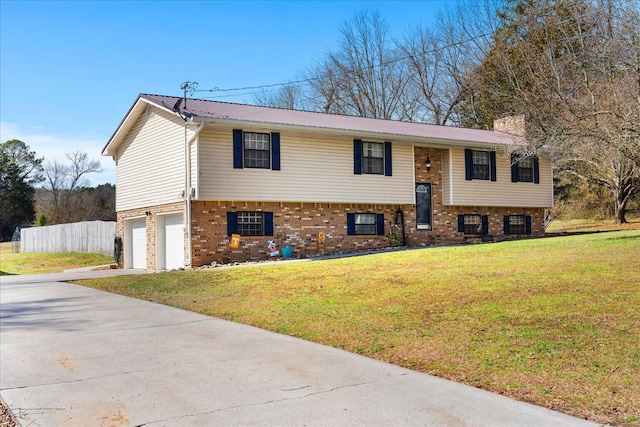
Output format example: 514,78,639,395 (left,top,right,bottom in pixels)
399,25,469,125
460,0,639,223
539,0,639,223
305,11,413,120
253,82,306,110
41,151,102,224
